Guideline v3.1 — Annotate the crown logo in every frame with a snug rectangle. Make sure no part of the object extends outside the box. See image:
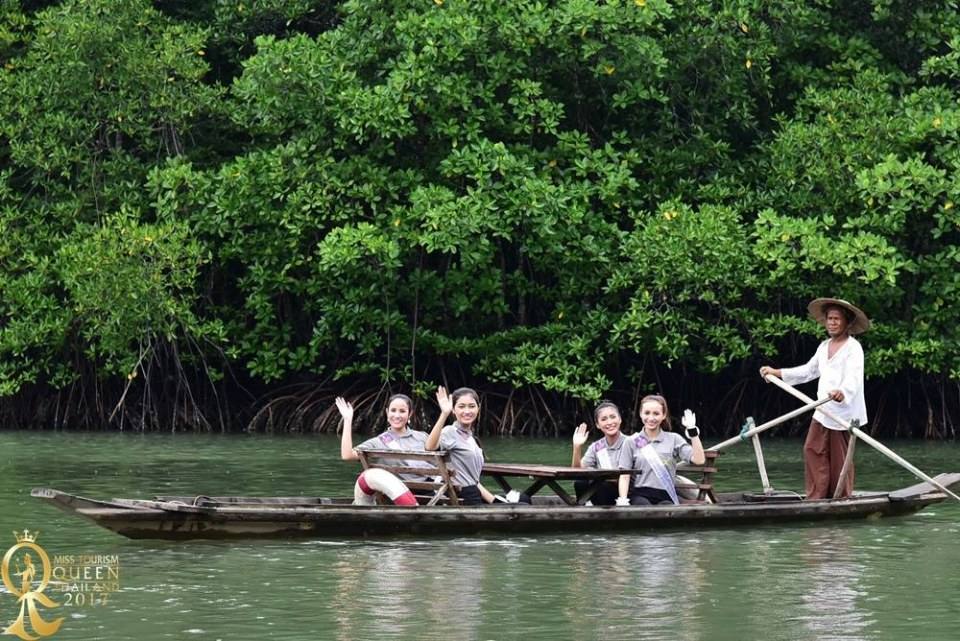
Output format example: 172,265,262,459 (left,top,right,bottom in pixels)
13,529,39,544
